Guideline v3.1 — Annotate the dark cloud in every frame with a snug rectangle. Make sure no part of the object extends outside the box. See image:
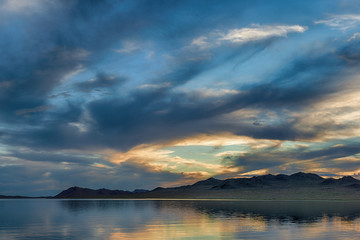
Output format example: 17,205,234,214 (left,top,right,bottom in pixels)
2,150,100,165
49,92,72,99
298,144,360,161
0,0,154,122
0,0,349,147
339,37,360,65
75,73,127,92
221,141,360,174
0,48,354,151
0,160,191,196
81,49,349,149
0,47,88,123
